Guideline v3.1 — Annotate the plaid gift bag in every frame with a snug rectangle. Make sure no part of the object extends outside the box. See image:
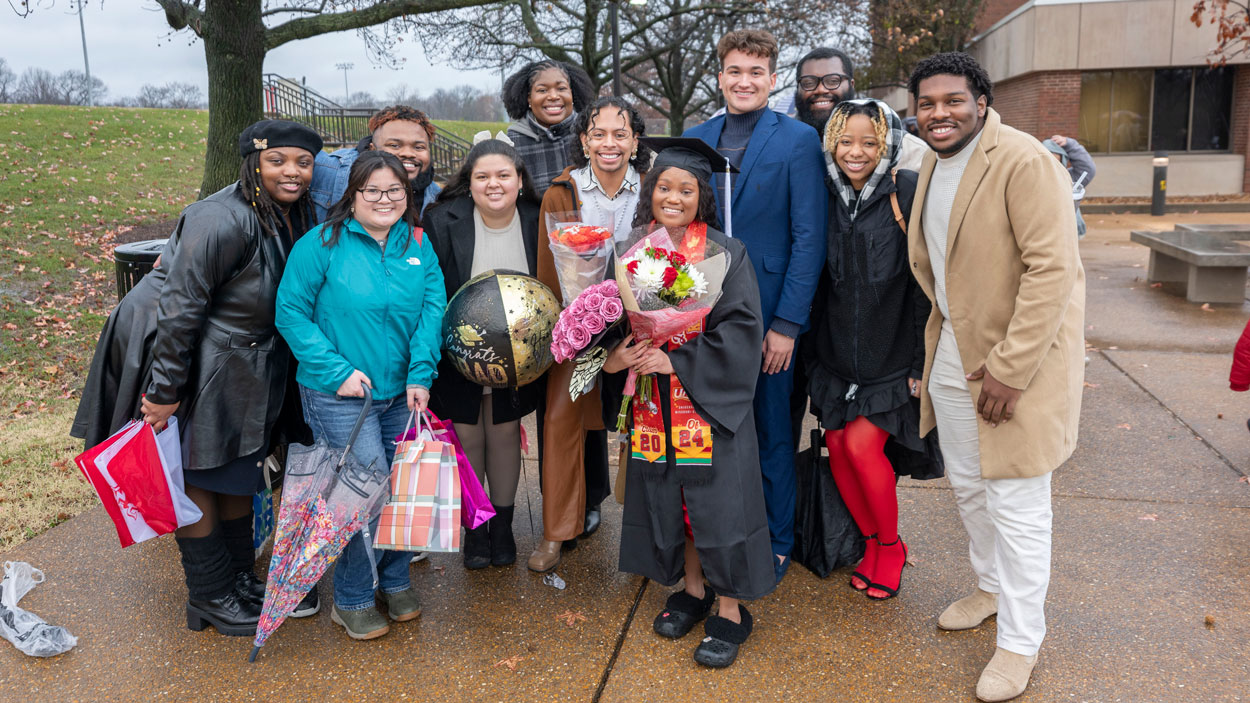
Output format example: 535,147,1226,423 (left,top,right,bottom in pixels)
375,416,462,553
